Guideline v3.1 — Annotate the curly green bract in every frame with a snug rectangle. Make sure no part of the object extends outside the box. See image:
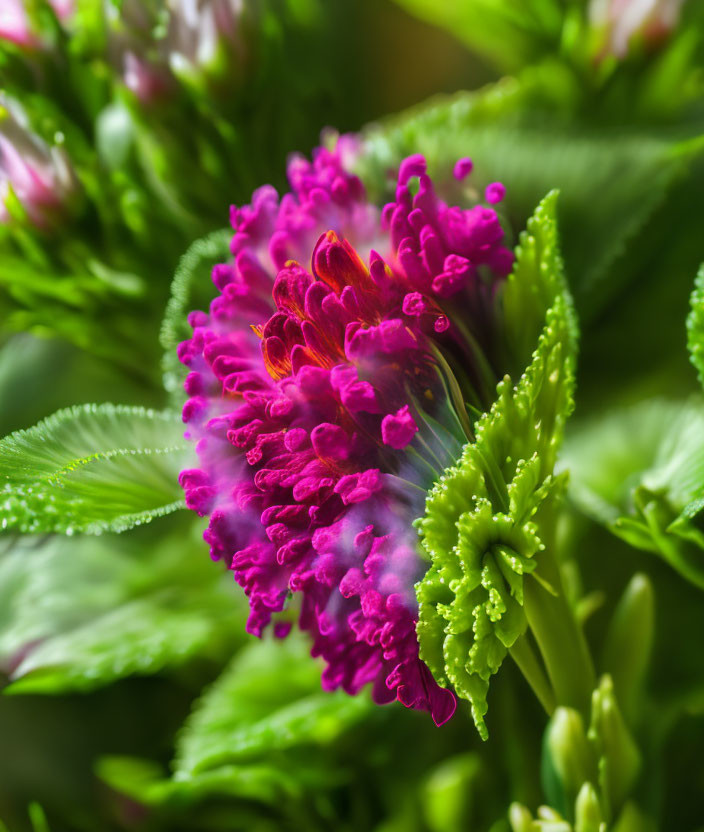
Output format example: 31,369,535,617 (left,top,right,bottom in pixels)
415,191,577,738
